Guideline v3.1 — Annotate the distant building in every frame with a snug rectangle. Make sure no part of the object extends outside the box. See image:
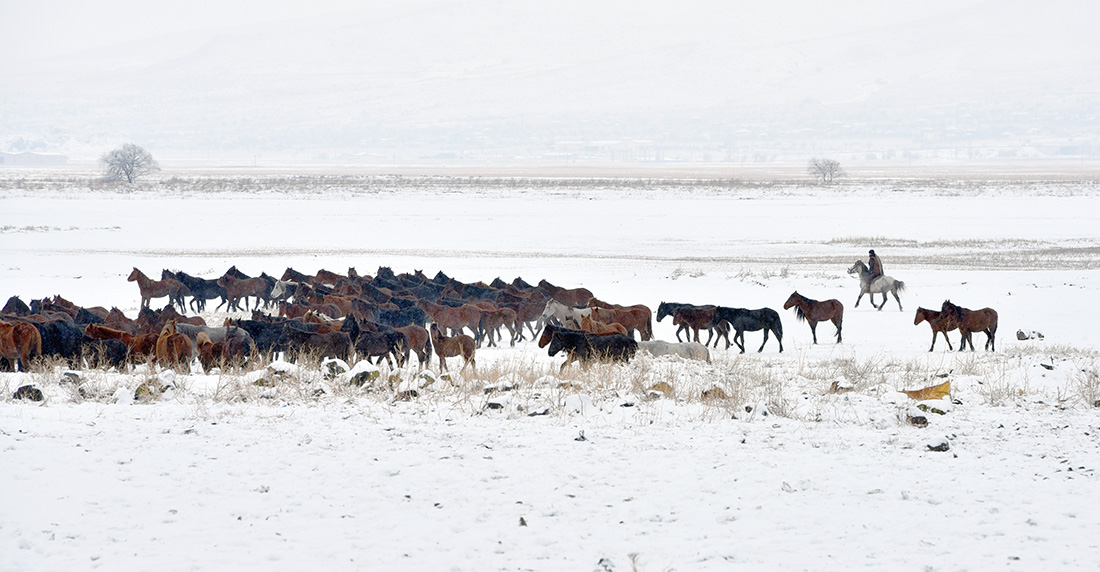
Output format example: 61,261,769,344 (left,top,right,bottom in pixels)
0,151,68,166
